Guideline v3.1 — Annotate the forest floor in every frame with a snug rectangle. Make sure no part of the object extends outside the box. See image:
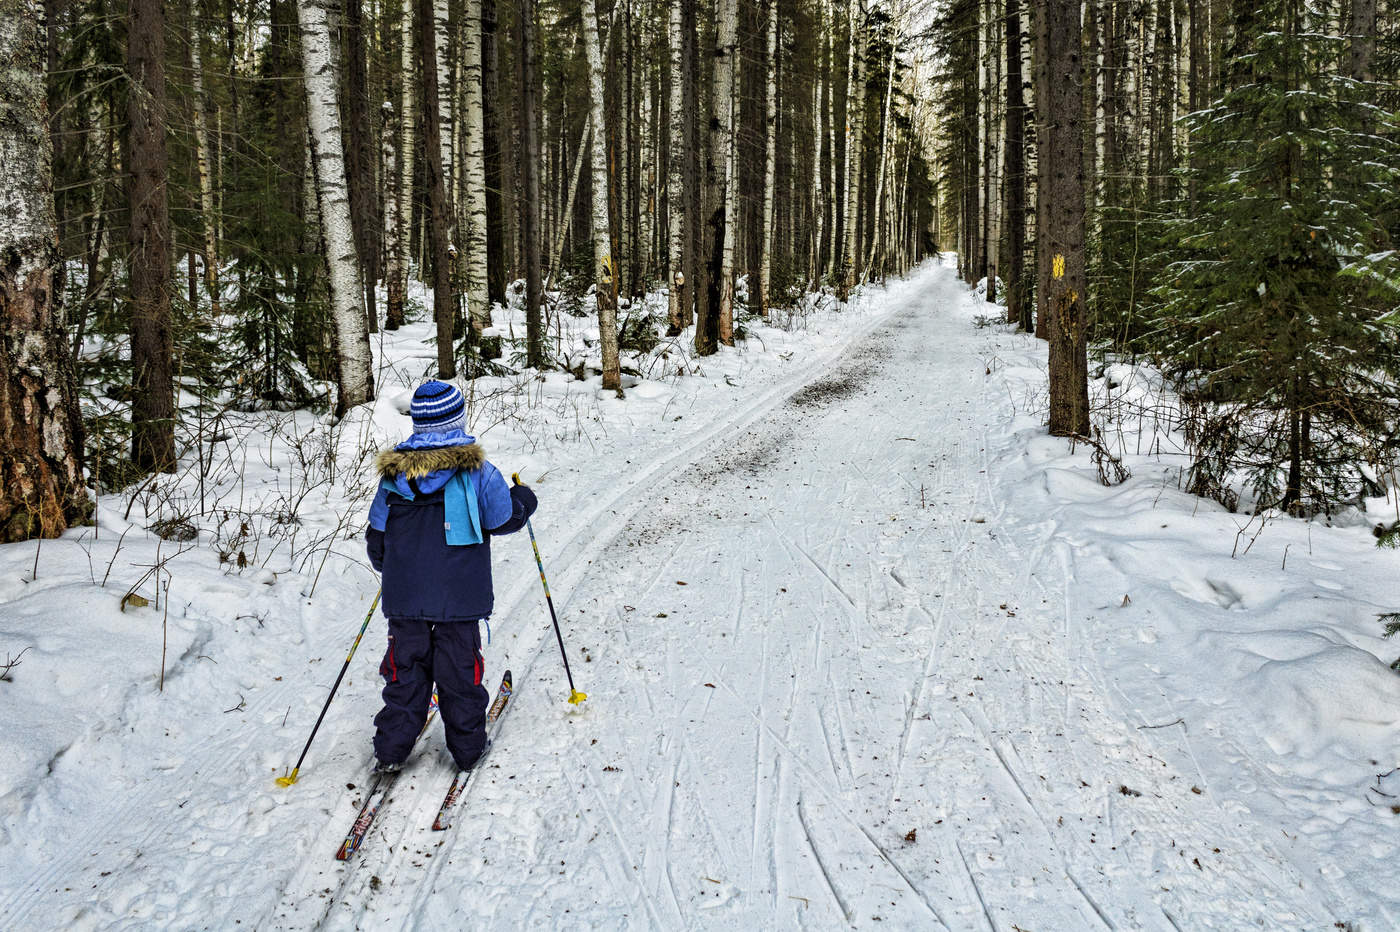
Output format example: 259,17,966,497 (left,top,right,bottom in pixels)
1,260,1397,930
